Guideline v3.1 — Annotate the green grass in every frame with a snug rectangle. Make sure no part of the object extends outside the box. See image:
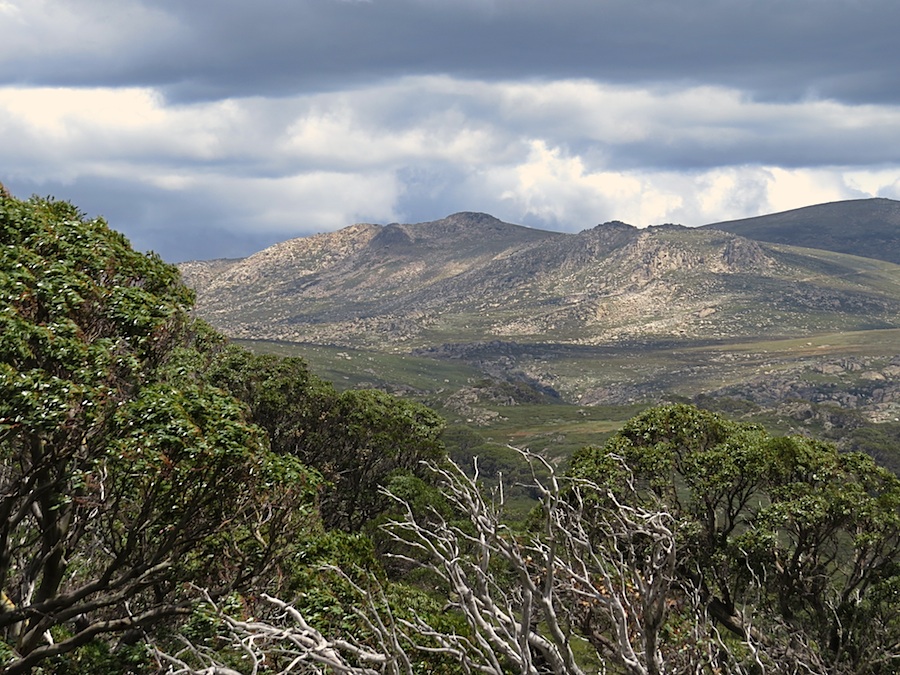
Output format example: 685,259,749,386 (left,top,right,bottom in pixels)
702,328,900,356
484,405,644,465
234,339,485,392
236,328,900,414
235,328,900,476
